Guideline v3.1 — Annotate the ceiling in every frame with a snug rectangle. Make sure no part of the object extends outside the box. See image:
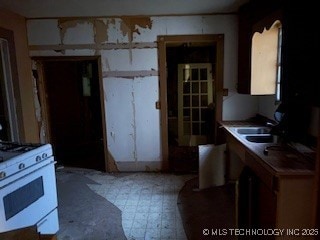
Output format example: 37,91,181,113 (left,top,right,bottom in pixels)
0,0,249,18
